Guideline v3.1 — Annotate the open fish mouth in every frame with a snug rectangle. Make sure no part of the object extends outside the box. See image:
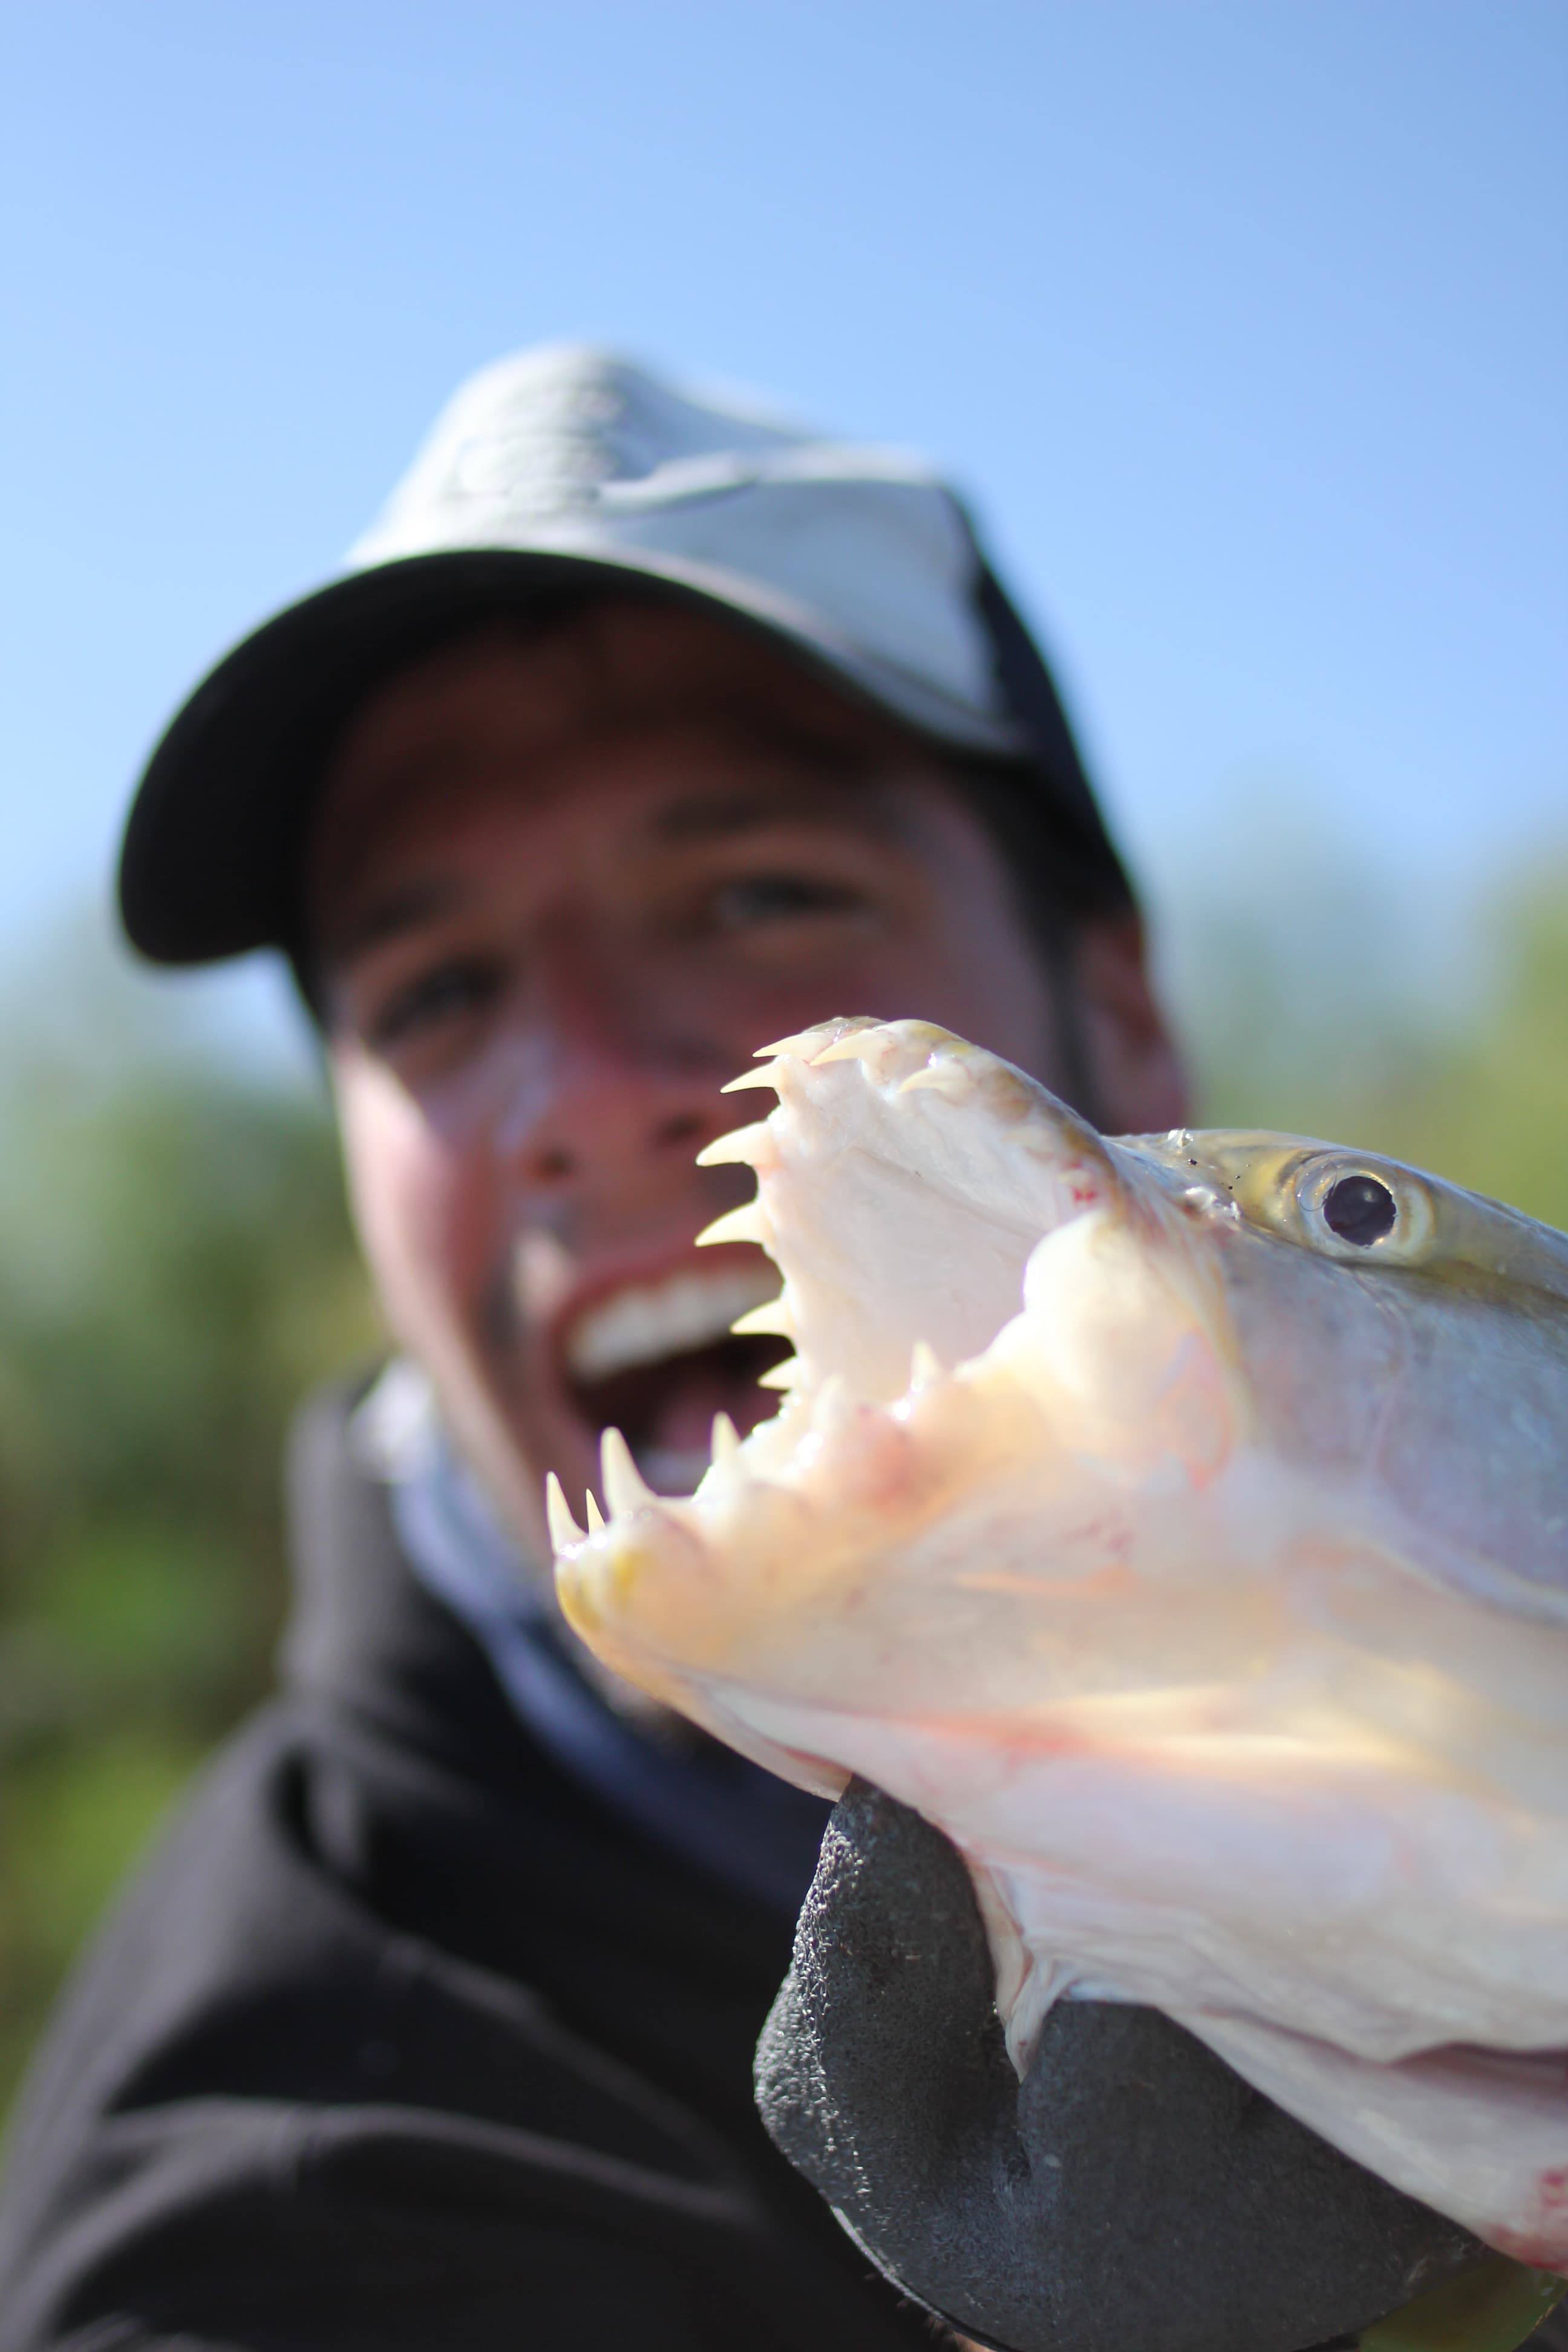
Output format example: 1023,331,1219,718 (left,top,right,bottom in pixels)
549,1016,1568,2270
552,1016,1250,1749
